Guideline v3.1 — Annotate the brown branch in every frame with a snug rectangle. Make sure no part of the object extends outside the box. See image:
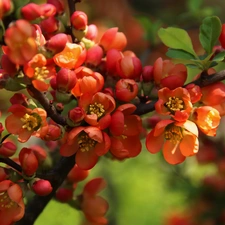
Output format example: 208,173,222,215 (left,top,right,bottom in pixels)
134,69,225,115
27,85,67,126
15,155,76,225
